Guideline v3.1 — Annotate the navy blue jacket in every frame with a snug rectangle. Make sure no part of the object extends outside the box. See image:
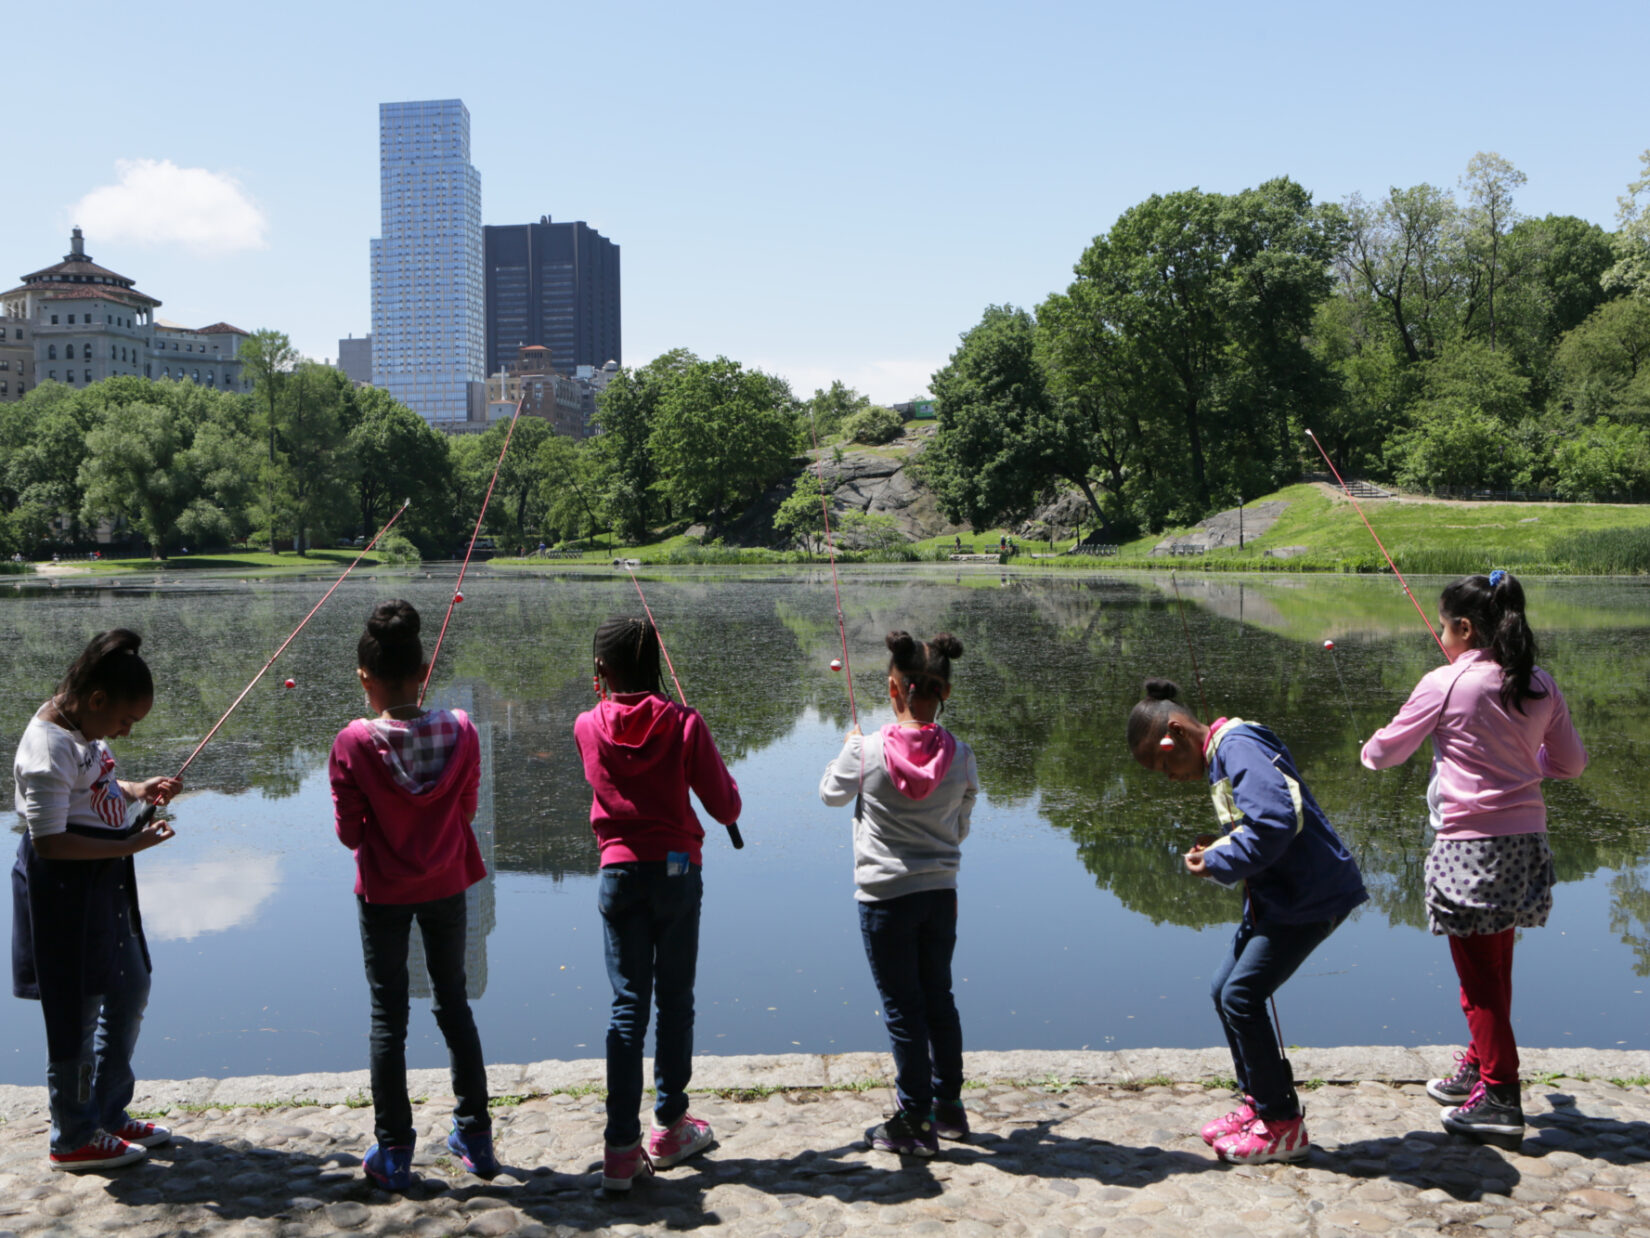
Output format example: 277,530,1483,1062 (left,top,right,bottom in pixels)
11,825,150,1060
1198,719,1367,926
